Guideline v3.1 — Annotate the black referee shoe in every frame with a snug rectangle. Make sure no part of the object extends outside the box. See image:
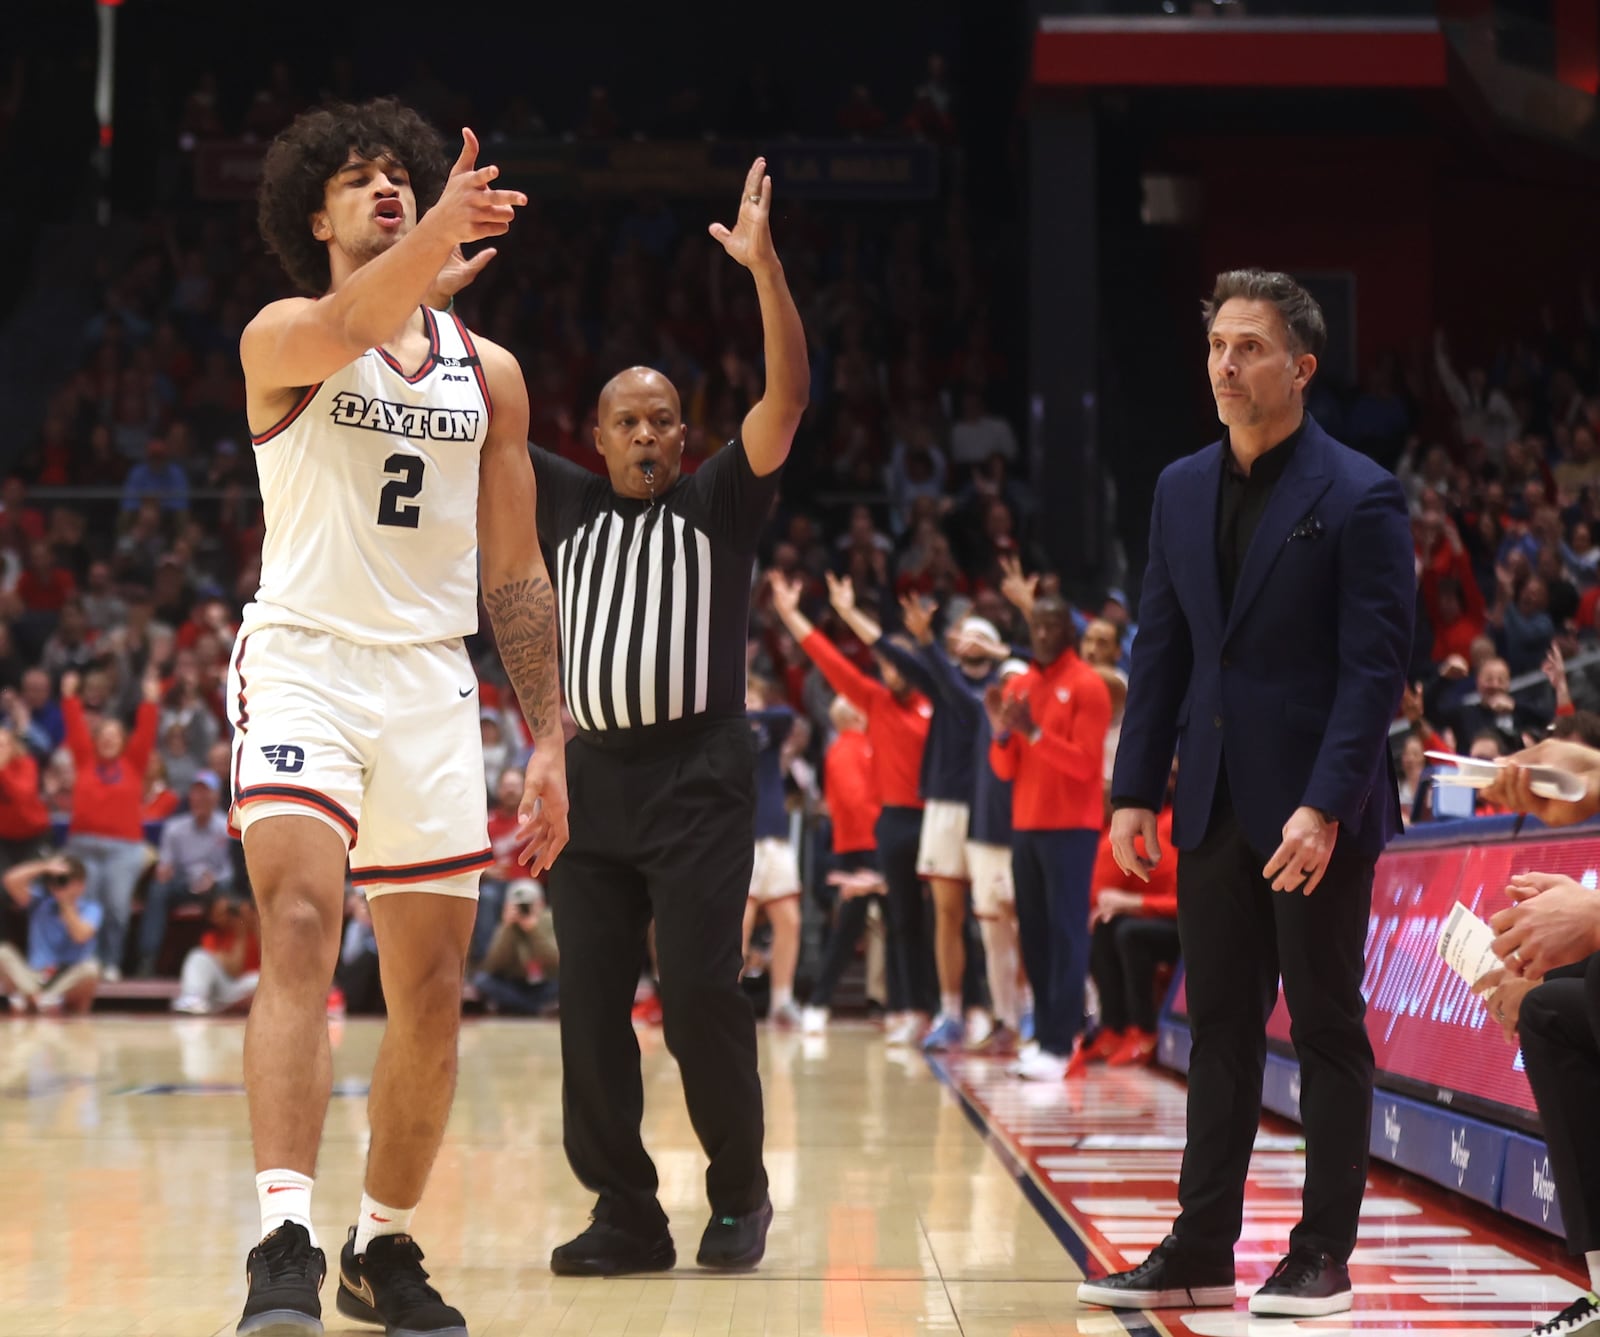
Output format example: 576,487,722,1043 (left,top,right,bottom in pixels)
696,1197,773,1270
550,1218,677,1276
236,1221,326,1336
336,1228,468,1336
